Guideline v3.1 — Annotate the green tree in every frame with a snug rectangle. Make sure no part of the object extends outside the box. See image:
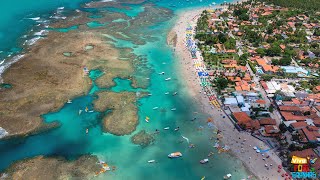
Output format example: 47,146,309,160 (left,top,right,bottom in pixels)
266,44,281,56
216,78,229,93
256,48,266,56
279,56,292,66
271,59,279,65
218,33,227,43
